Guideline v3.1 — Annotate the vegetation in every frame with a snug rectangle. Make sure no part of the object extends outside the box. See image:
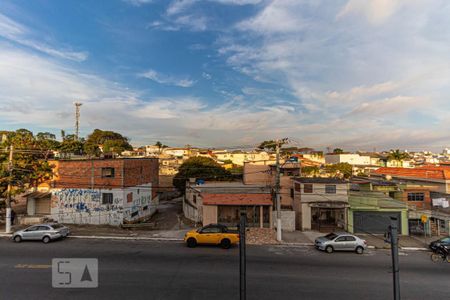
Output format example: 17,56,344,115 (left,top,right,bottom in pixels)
387,149,409,161
84,129,132,156
325,162,353,179
173,157,233,192
333,148,344,154
154,141,168,154
257,140,285,152
0,129,55,201
301,166,320,177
